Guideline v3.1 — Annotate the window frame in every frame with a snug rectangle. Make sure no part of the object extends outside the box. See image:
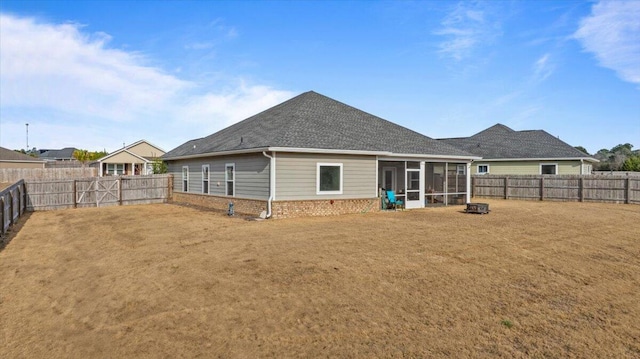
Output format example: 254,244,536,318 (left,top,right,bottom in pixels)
225,163,235,197
202,164,210,194
540,163,558,175
316,163,343,195
477,164,489,175
182,166,189,192
457,164,466,175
